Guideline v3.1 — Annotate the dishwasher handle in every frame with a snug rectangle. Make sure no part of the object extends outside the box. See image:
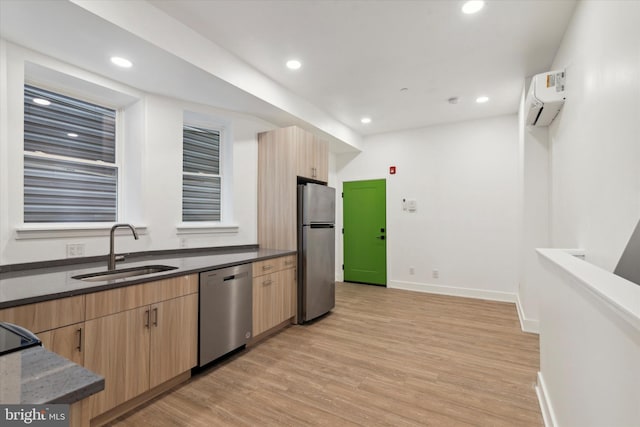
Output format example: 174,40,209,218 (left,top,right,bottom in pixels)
223,271,248,282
